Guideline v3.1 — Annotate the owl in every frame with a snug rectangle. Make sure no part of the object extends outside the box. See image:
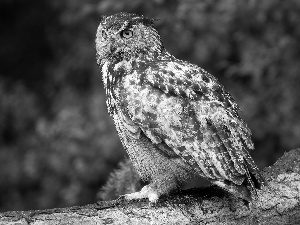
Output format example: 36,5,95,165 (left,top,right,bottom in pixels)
95,12,265,203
